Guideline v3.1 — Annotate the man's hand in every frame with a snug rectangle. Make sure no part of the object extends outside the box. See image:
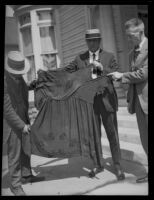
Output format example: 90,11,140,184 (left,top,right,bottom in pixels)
107,72,123,81
22,124,31,134
92,61,103,71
